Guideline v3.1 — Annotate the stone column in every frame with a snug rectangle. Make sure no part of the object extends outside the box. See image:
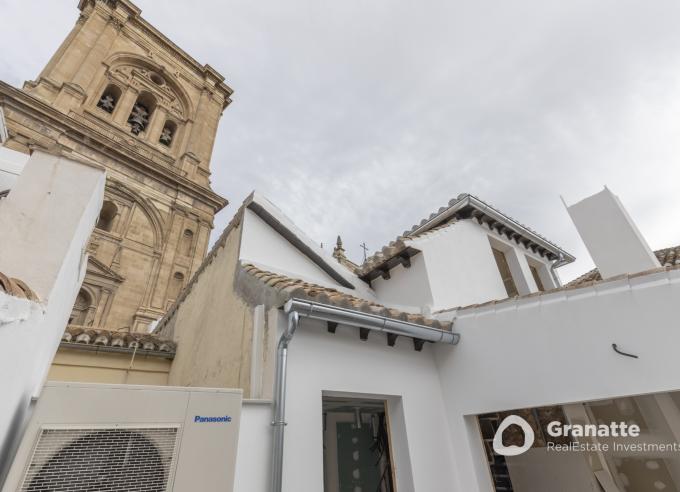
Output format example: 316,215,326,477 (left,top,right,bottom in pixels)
149,211,184,309
84,304,97,327
146,106,168,144
94,289,111,327
99,289,114,328
142,254,162,307
38,13,89,83
112,86,139,127
185,88,211,162
111,211,122,234
53,14,121,112
71,17,121,92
